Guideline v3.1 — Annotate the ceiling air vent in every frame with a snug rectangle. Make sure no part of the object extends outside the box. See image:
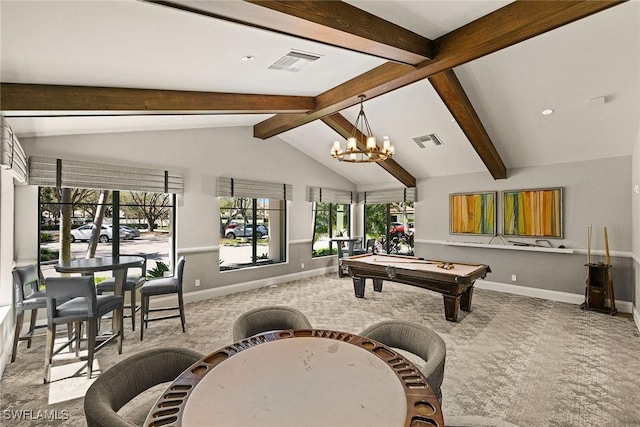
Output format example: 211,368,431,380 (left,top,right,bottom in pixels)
412,133,443,148
268,50,322,72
